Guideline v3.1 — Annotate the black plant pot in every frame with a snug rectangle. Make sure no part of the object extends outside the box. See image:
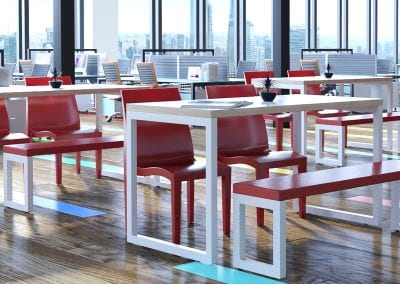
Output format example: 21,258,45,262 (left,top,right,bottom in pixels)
324,72,333,79
260,91,276,102
49,80,62,88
